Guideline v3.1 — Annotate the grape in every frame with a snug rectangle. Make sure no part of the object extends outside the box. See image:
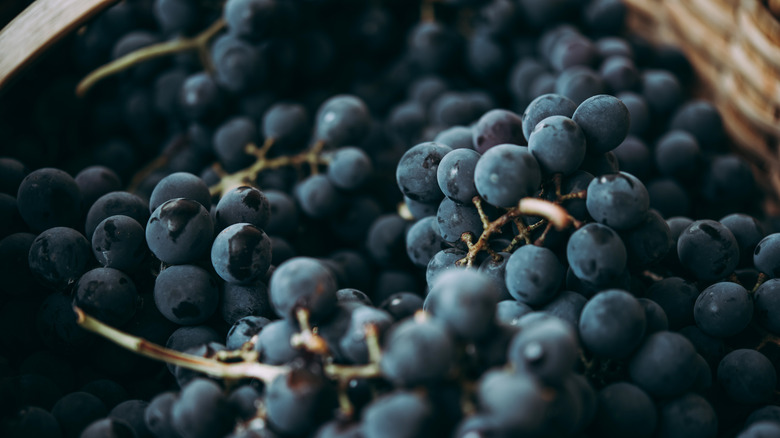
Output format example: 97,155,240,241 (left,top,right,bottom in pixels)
51,392,108,438
555,66,605,105
211,34,264,94
566,223,627,286
669,99,725,150
593,382,656,438
264,190,298,237
171,378,234,438
254,319,303,365
380,293,424,322
386,101,427,146
677,219,740,281
426,269,500,340
720,213,764,266
717,349,776,405
405,216,445,268
396,142,452,204
472,109,525,153
16,168,81,232
521,93,578,141
621,209,672,267
617,91,650,136
541,290,587,328
314,95,371,147
599,55,638,93
264,369,336,437
505,244,564,306
404,196,438,220
339,306,393,364
408,22,463,75
641,69,683,115
436,148,480,204
362,391,433,438
366,214,408,267
179,72,224,122
528,115,586,175
262,103,309,153
380,318,455,387
146,198,213,265
474,144,541,208
110,399,151,438
326,147,373,191
3,406,62,438
579,289,645,358
477,369,552,434
294,174,345,219
436,197,483,244
586,172,649,230
549,33,597,72
645,277,699,330
654,130,701,180
211,223,272,285
153,264,218,326
754,233,780,278
144,392,180,438
433,126,474,150
74,267,138,327
91,215,146,273
495,300,534,326
754,278,780,334
213,117,257,173
149,172,211,213
572,94,629,154
224,0,291,41
694,281,753,338
648,178,690,218
738,422,780,438
269,257,338,321
75,166,123,213
85,192,149,241
508,316,578,385
28,226,92,291
746,406,780,427
628,331,698,397
226,315,271,350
